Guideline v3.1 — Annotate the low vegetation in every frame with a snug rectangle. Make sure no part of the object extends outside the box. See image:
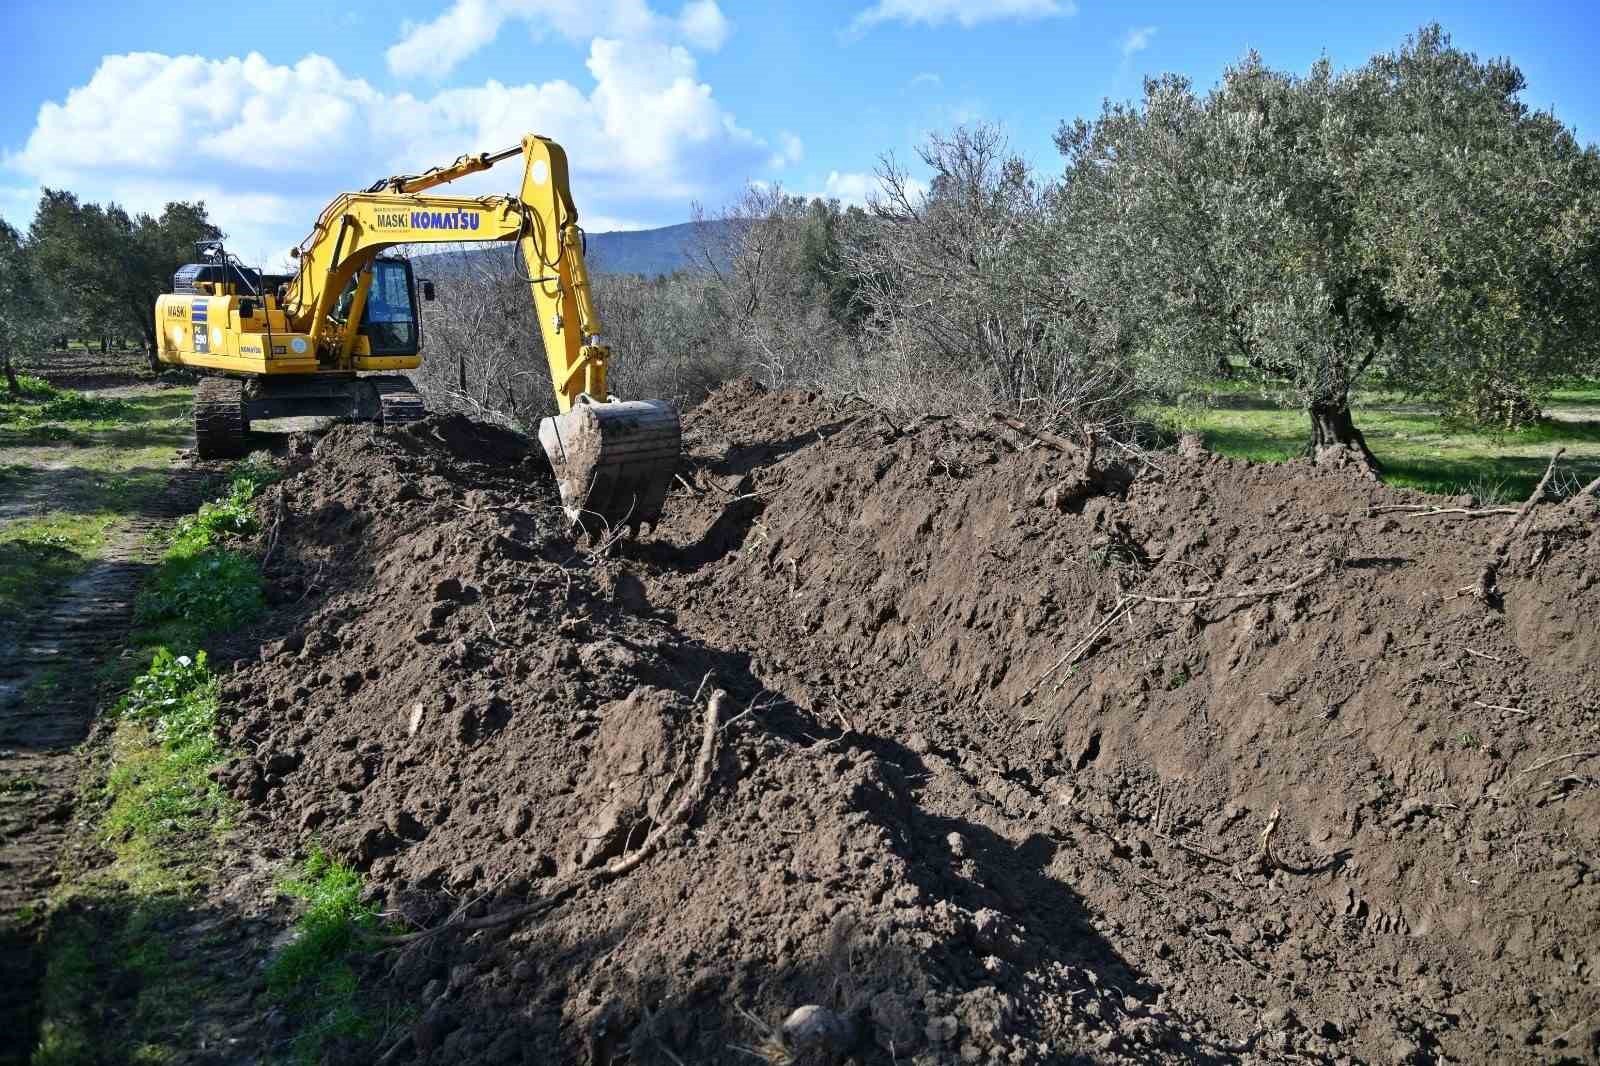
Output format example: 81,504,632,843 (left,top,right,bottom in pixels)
133,456,280,648
269,849,392,1065
0,374,131,426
